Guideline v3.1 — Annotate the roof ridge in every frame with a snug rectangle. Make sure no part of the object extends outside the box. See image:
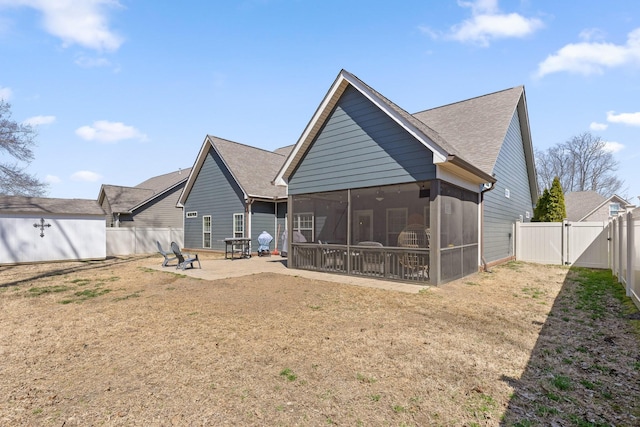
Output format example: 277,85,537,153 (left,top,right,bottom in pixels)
413,85,524,115
208,135,288,157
